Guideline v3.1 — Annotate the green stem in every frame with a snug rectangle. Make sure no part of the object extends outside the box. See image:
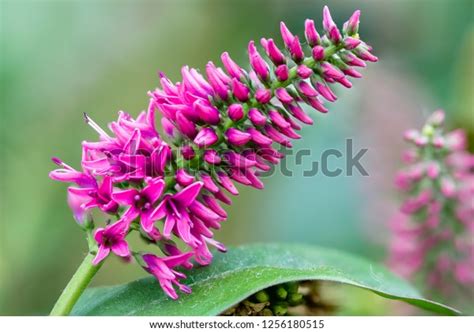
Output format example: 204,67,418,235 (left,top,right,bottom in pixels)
50,253,103,316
